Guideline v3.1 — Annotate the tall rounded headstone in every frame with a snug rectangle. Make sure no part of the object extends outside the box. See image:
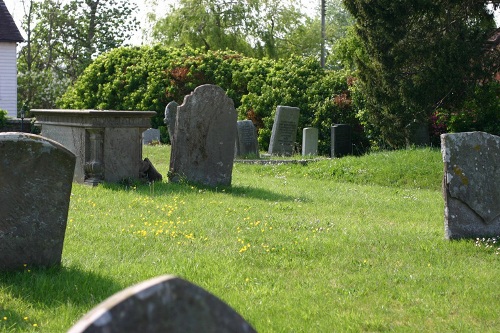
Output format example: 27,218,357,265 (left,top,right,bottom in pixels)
331,124,352,158
0,133,76,270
